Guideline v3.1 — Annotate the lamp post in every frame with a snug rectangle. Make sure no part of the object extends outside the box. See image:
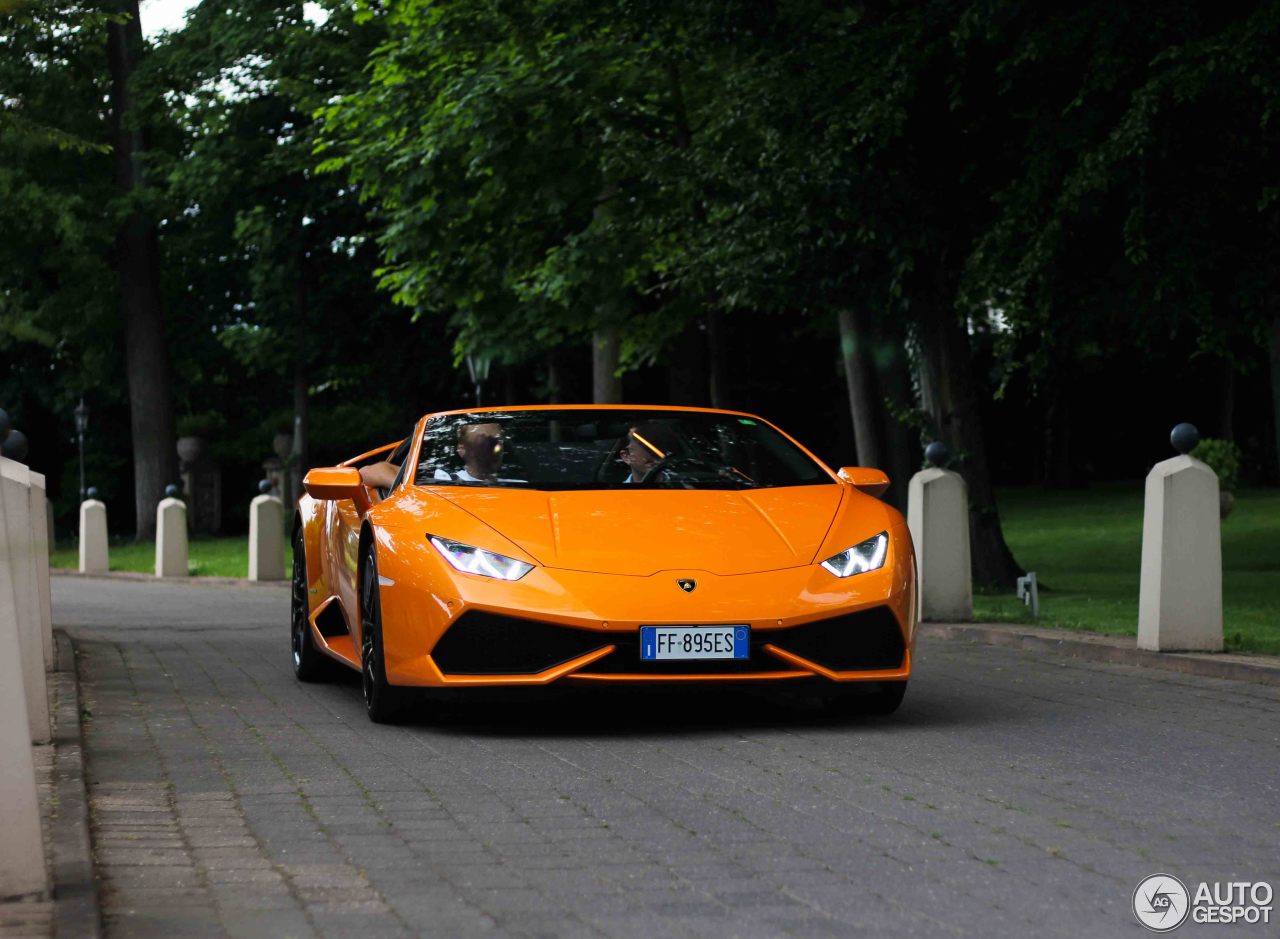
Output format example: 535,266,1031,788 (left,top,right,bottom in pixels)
74,398,89,501
465,354,492,408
